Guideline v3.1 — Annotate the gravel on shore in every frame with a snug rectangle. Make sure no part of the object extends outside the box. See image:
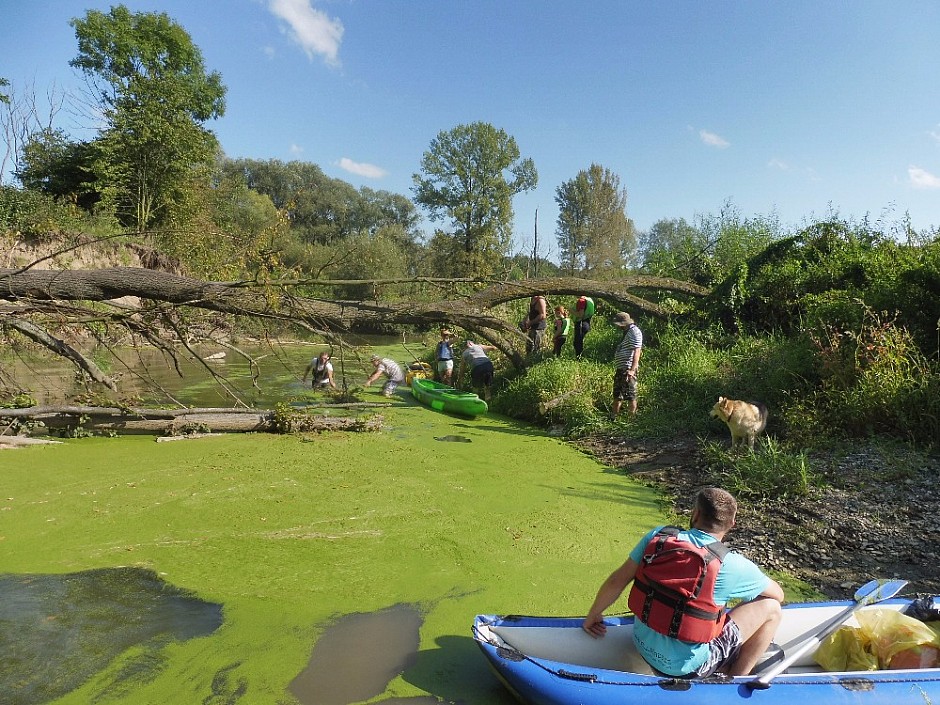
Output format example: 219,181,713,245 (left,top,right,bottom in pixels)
575,433,940,599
